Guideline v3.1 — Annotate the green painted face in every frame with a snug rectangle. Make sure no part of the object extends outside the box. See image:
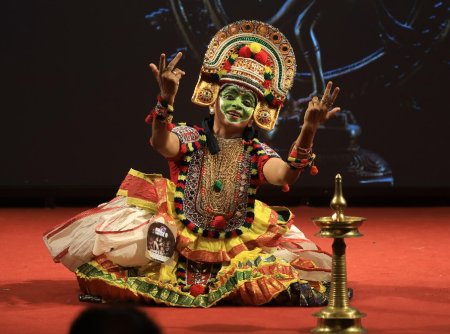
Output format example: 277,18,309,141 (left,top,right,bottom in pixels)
218,85,256,123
